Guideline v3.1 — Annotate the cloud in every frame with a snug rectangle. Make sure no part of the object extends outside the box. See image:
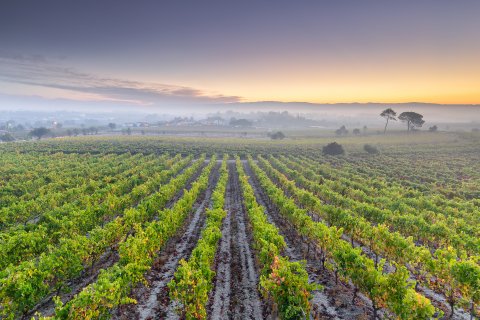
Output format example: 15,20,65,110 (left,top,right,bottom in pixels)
0,51,47,64
0,52,243,106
